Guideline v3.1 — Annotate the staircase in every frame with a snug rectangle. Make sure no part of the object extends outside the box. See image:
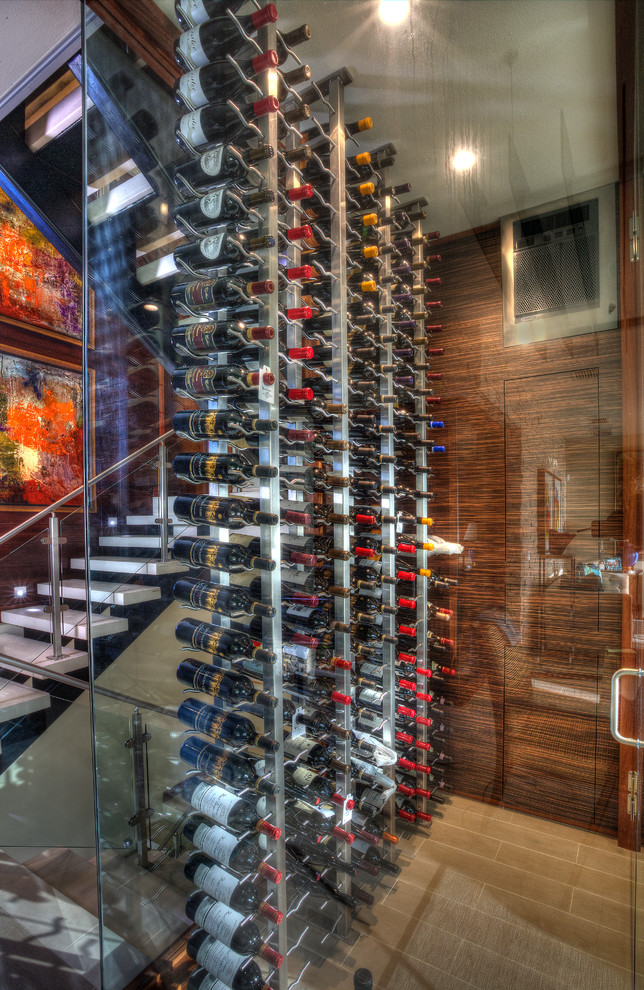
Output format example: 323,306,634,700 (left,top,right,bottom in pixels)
0,496,189,753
